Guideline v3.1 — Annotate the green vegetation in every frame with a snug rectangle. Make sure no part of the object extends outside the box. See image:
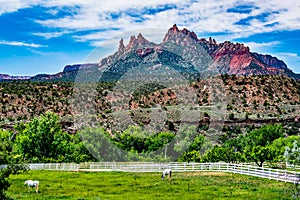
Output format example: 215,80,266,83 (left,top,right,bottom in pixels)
2,112,300,166
13,112,95,163
7,170,292,200
0,165,28,199
201,124,300,167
